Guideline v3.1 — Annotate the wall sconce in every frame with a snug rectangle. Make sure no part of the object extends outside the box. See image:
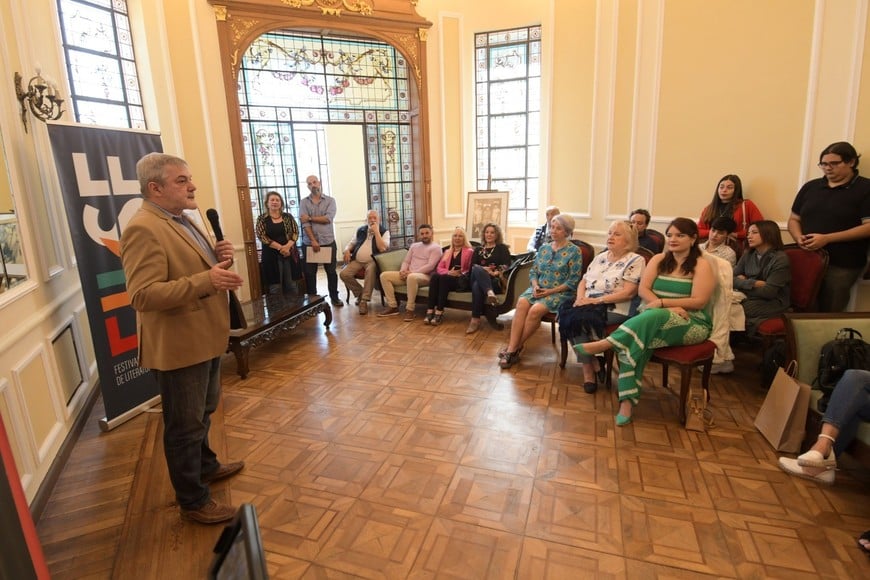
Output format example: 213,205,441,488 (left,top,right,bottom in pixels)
14,71,65,133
